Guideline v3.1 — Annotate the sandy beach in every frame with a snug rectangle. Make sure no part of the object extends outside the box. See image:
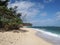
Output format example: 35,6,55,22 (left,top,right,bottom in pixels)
0,28,52,45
